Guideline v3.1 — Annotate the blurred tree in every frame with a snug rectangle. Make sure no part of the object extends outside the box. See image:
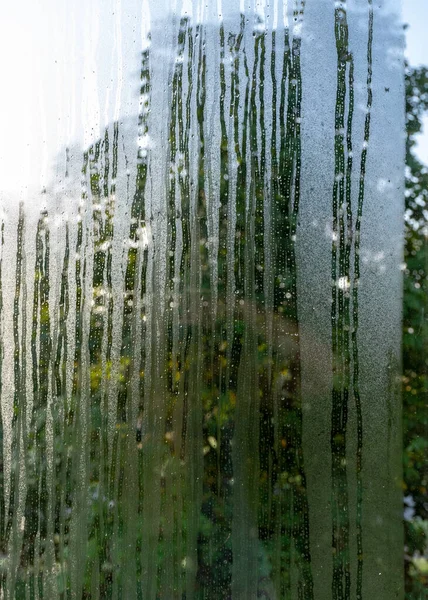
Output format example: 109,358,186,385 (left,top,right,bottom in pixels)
403,63,428,599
